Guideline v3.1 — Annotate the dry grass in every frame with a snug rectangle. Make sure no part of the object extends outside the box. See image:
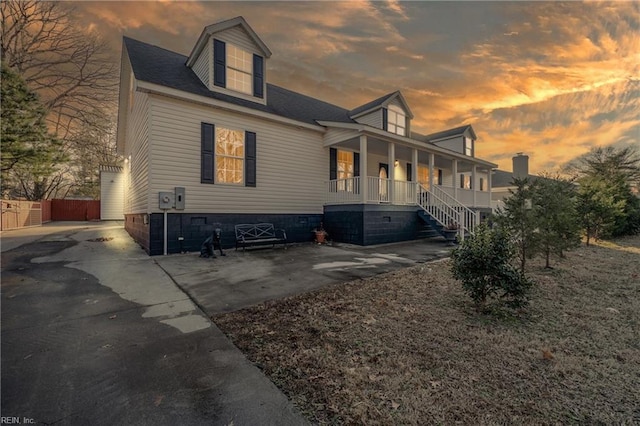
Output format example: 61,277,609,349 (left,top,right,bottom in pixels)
214,236,640,425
